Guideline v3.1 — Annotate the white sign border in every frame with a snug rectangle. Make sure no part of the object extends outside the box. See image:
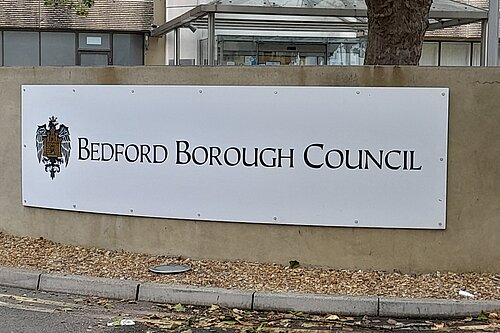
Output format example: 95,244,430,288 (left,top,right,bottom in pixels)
21,85,449,230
